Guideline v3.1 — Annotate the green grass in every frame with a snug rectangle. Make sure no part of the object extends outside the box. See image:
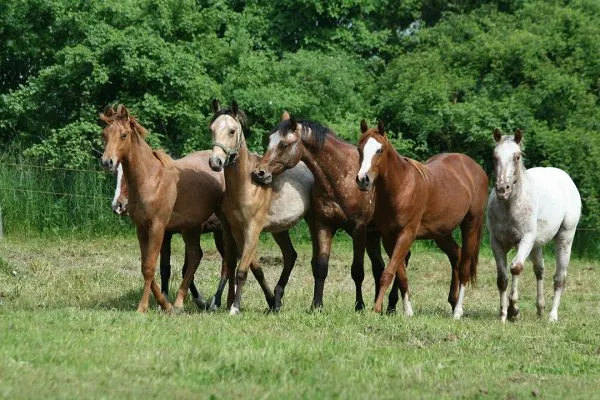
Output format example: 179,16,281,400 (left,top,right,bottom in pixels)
1,233,599,399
